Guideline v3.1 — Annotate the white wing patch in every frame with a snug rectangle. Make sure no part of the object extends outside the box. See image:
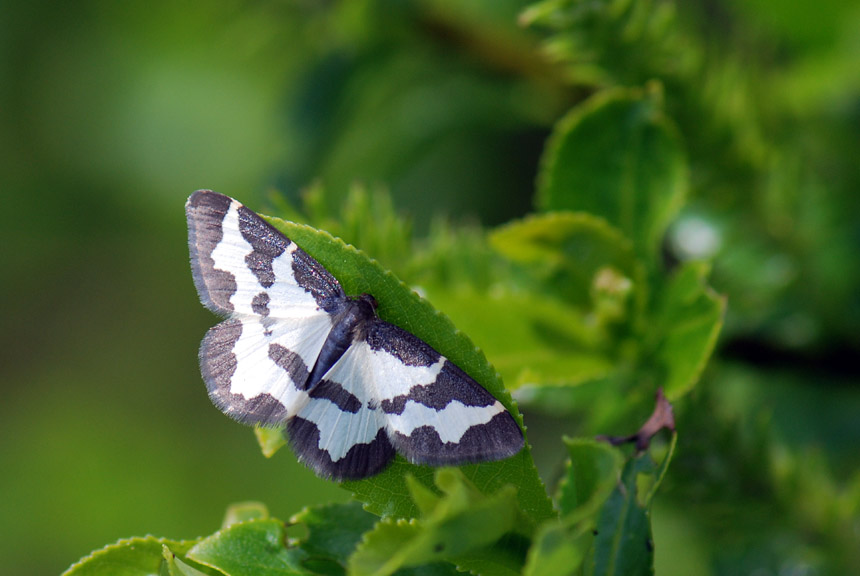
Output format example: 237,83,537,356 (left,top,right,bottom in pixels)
267,244,322,317
357,340,446,401
387,400,506,444
299,395,382,462
227,313,332,410
296,345,385,461
210,201,319,316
